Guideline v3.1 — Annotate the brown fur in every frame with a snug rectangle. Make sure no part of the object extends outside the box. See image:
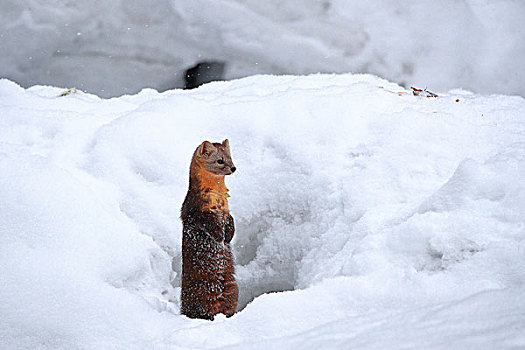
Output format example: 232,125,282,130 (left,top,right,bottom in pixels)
180,139,238,320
